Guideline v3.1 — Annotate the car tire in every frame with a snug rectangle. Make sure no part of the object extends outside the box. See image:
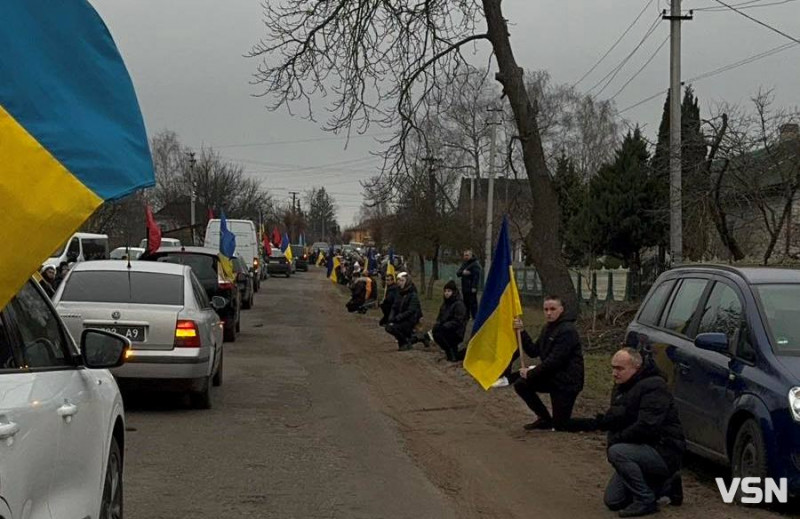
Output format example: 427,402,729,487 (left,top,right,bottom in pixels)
223,322,236,342
249,293,254,309
190,376,212,409
732,418,769,494
212,349,223,387
100,436,123,519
